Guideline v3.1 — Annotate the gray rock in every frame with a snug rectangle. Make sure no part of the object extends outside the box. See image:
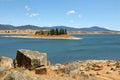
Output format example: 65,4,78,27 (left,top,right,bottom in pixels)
35,66,47,74
106,70,112,74
4,70,32,80
69,69,79,77
91,63,103,71
110,67,116,71
16,49,47,70
0,67,7,77
96,72,100,75
0,56,13,69
80,72,96,80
